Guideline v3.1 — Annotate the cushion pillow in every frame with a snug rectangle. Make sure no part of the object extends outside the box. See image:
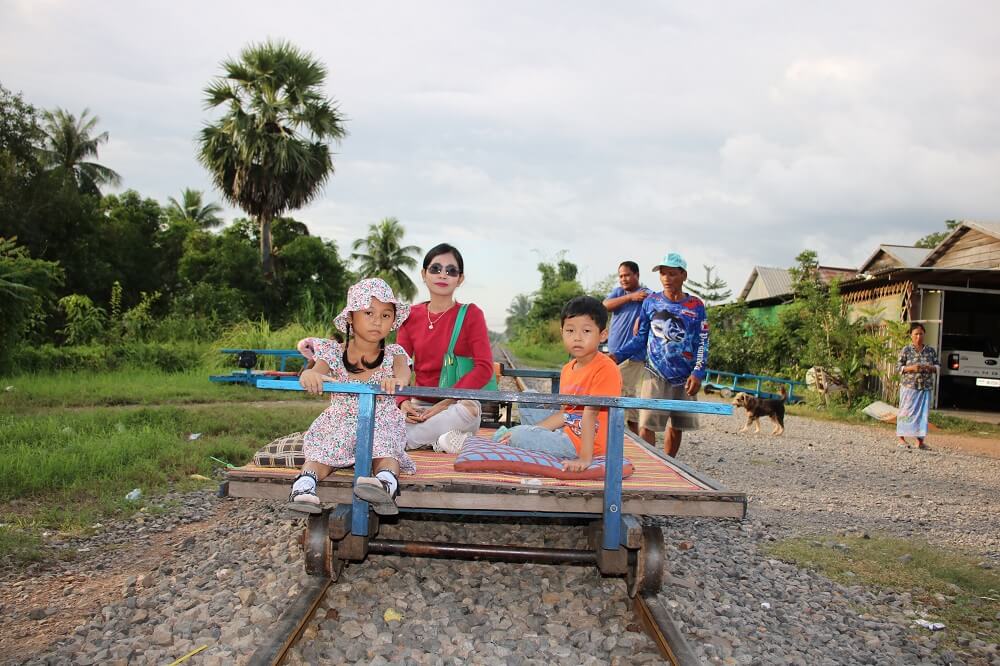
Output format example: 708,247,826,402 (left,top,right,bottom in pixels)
453,438,633,480
253,432,305,468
